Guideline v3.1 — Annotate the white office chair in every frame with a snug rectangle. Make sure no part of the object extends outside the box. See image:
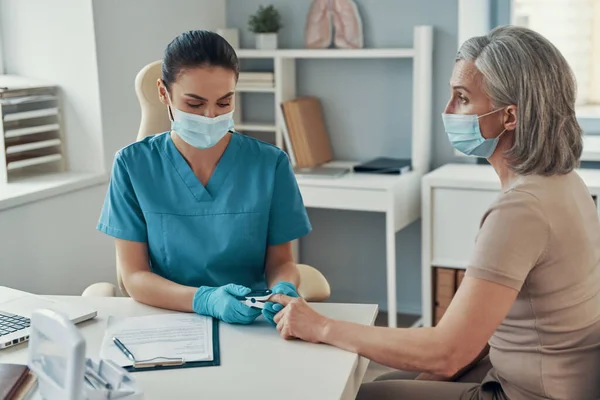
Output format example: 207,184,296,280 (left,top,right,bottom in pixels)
83,60,331,302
